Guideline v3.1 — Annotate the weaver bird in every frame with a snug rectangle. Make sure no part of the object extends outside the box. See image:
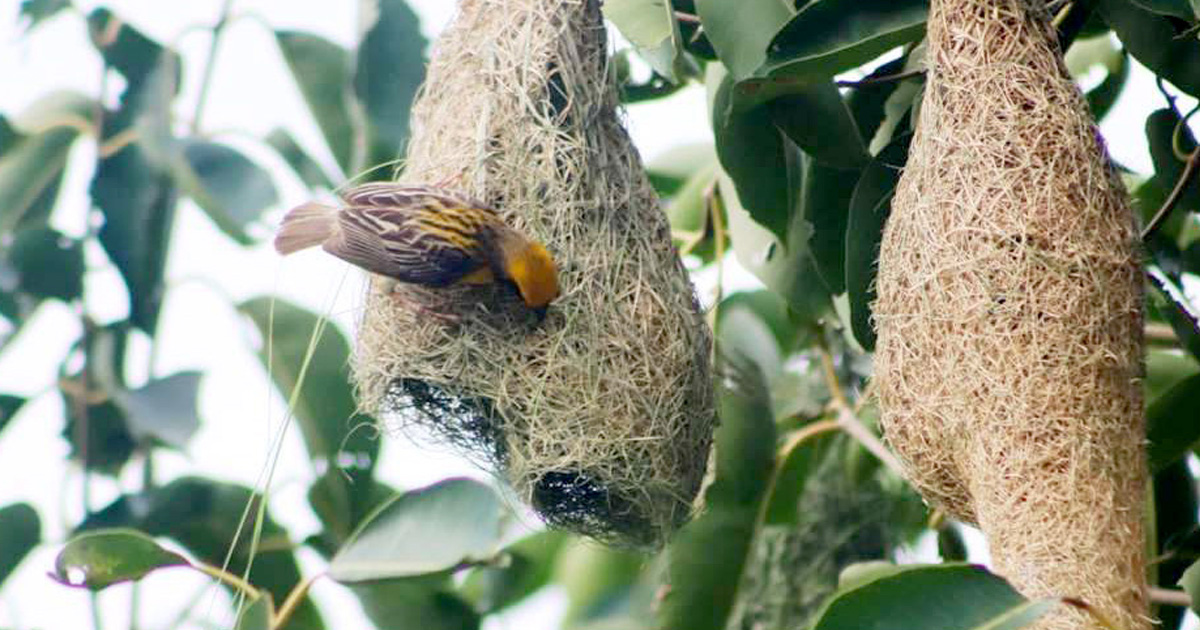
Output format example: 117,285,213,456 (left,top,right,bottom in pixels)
274,183,560,319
